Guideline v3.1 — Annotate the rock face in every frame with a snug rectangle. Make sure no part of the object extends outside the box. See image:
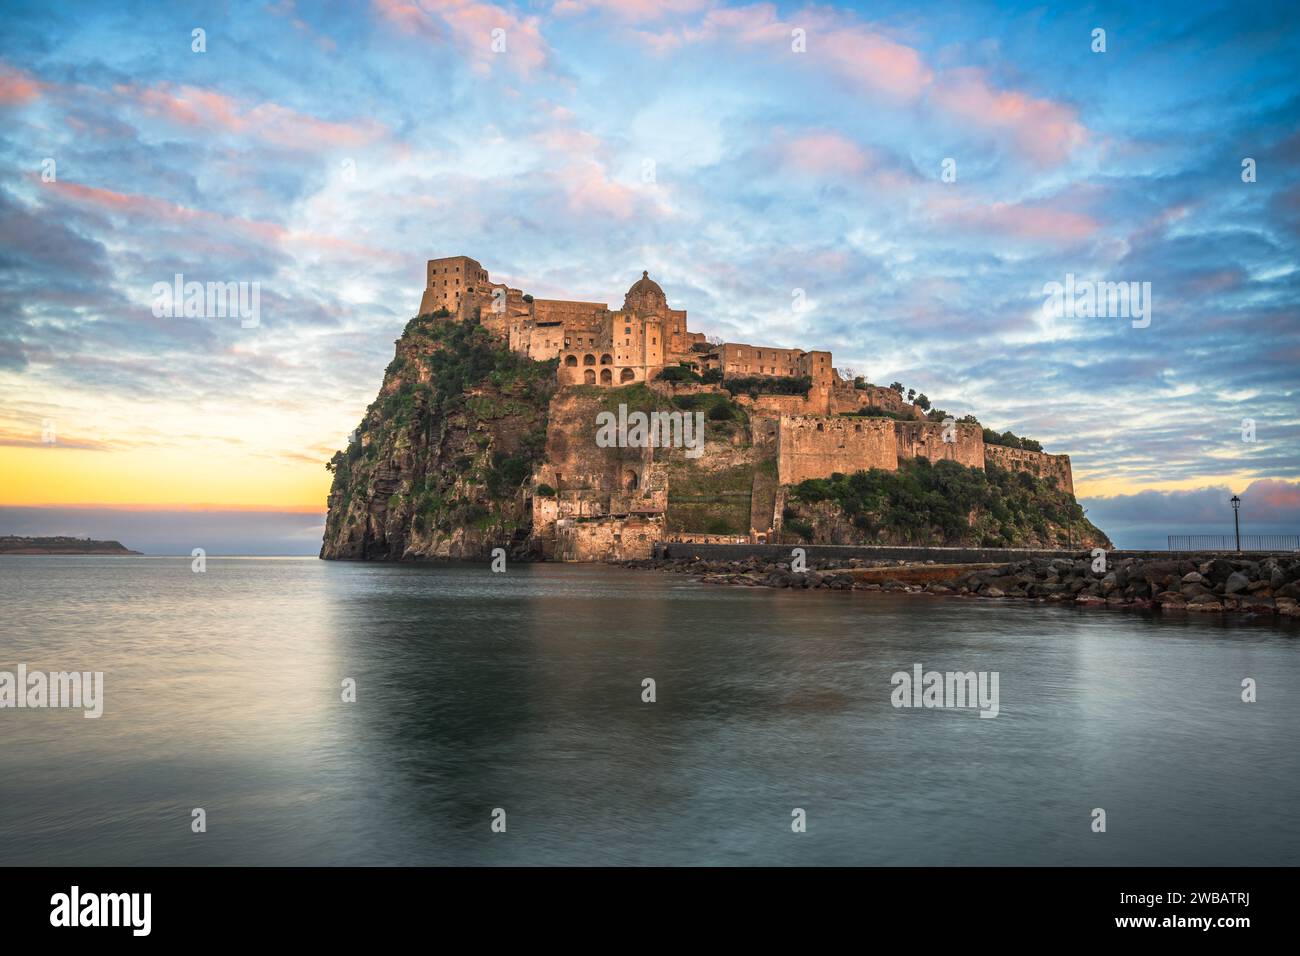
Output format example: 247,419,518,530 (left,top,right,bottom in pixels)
320,313,556,560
